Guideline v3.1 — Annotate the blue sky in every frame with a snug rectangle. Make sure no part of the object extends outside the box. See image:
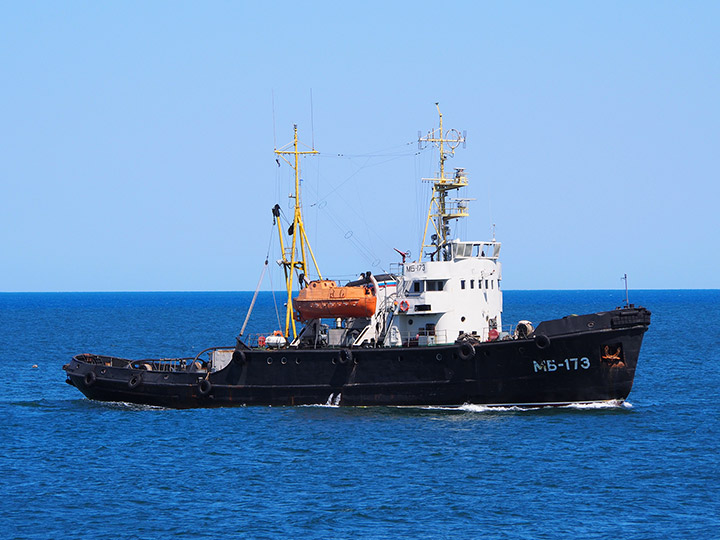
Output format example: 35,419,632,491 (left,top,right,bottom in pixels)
1,1,718,291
